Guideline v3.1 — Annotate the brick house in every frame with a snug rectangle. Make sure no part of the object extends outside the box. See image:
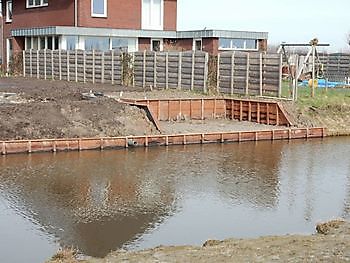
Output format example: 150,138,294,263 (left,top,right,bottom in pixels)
1,0,268,71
